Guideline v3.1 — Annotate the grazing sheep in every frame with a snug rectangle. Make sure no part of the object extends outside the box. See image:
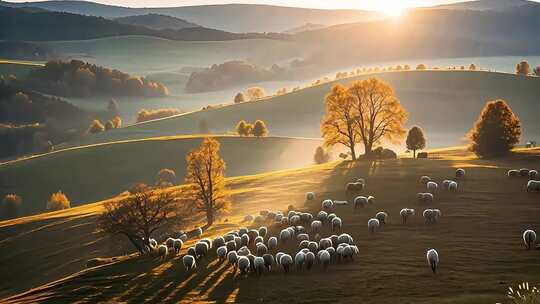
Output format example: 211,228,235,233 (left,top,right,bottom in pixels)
217,246,228,261
427,181,438,192
290,215,301,226
254,236,263,245
200,238,212,249
319,250,331,270
183,255,197,271
375,211,388,224
299,240,310,250
254,256,265,276
455,168,465,179
263,254,274,271
368,218,380,233
227,251,238,268
194,227,203,238
226,240,236,252
237,256,251,275
306,192,316,201
247,254,256,272
519,168,530,177
241,234,250,247
317,211,329,222
337,233,354,245
276,252,285,266
448,181,458,192
354,196,368,209
173,239,183,254
238,246,251,256
367,196,375,205
426,249,439,274
244,215,254,222
308,241,319,253
527,180,540,192
280,254,293,273
187,247,196,257
295,226,306,234
417,192,434,203
213,237,225,249
319,238,332,250
158,244,168,259
311,220,322,233
267,237,278,252
258,226,268,238
256,243,268,256
507,169,520,177
331,217,343,232
179,234,188,242
530,170,538,179
305,252,316,270
295,252,306,270
300,213,313,223
330,235,339,247
523,230,537,249
322,199,334,210
247,229,260,241
347,181,365,192
195,242,209,259
420,176,431,184
280,217,289,226
279,229,292,244
400,208,415,224
165,237,175,248
442,180,452,189
297,233,310,242
327,213,337,222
